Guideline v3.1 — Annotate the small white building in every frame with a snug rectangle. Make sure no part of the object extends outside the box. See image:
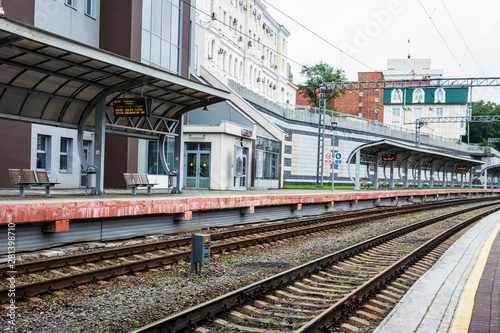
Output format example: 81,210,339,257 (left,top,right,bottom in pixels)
188,0,297,190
